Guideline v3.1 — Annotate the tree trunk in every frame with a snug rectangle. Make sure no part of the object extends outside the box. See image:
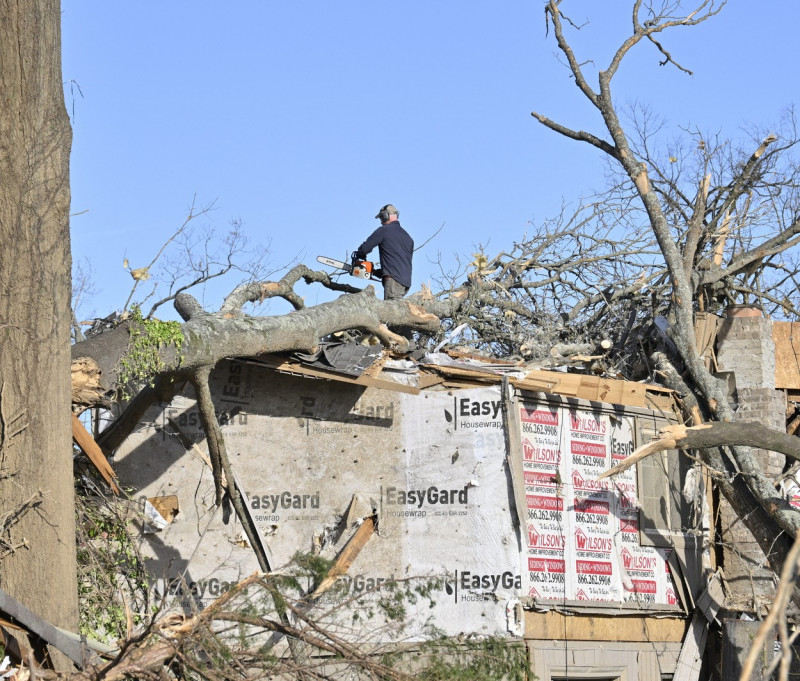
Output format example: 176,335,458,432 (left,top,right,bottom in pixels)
0,0,78,662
